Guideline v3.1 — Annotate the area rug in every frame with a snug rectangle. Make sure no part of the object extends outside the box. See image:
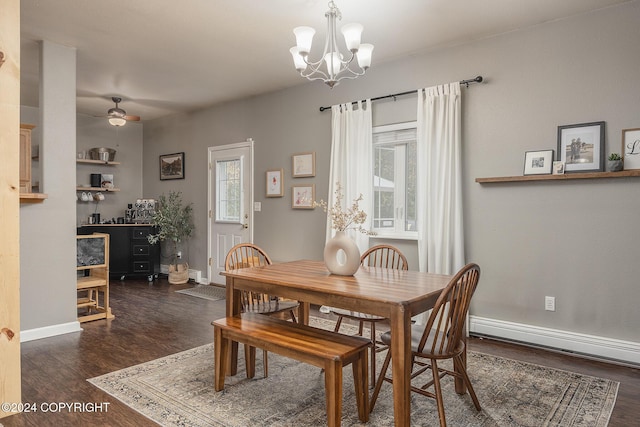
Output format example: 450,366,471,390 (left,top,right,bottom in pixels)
175,285,226,302
88,318,618,427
